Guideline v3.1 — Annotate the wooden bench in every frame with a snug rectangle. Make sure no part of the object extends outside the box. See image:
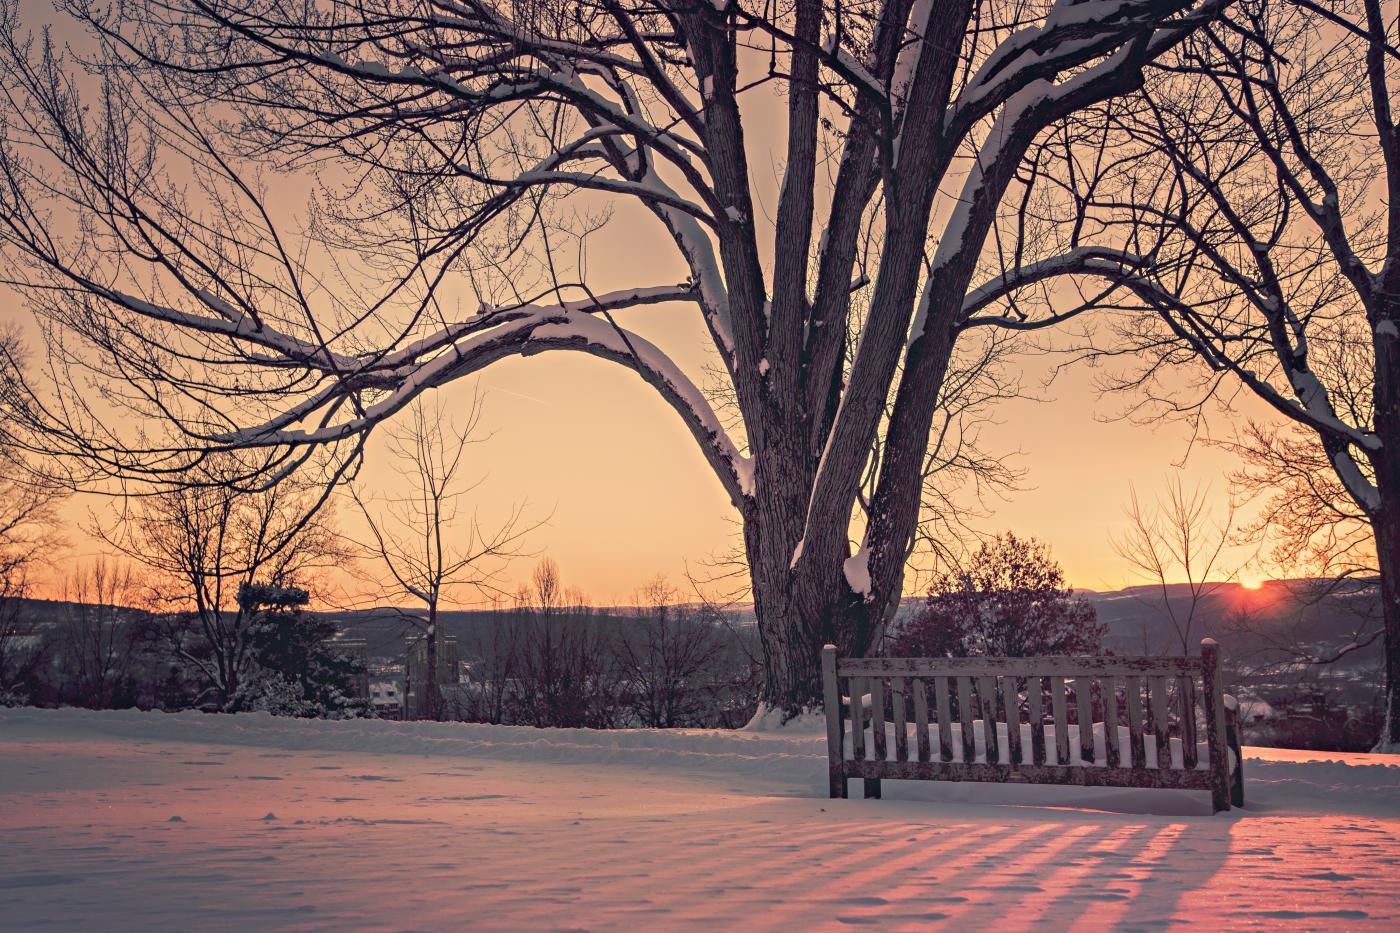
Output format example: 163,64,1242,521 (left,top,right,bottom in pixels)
821,637,1244,813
